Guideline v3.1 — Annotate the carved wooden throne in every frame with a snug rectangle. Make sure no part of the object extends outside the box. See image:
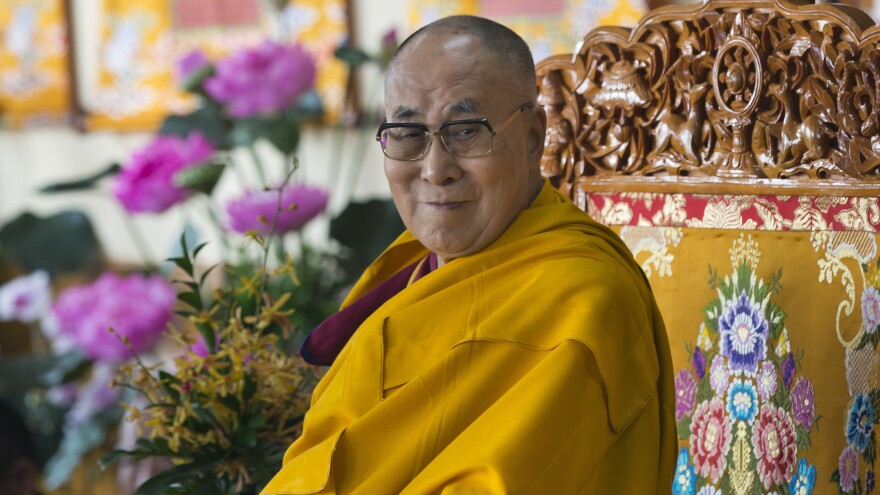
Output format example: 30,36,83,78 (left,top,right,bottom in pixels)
536,0,880,492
